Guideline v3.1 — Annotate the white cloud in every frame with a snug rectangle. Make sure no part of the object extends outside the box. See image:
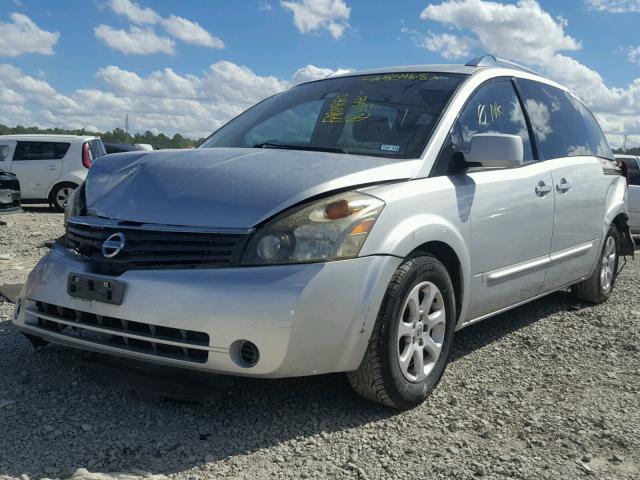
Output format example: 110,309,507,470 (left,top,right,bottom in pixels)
291,64,351,83
0,62,345,139
94,25,175,55
403,28,474,60
422,33,473,60
418,0,640,148
0,13,59,57
281,0,350,39
258,1,273,11
628,46,640,65
162,15,224,49
585,0,640,12
421,0,580,64
100,0,224,53
108,0,161,24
